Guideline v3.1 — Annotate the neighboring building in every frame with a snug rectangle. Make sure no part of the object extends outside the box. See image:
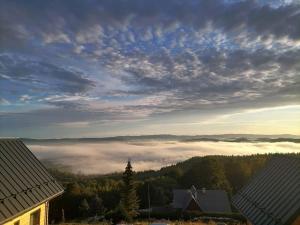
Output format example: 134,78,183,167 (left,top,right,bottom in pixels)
172,186,232,213
0,139,64,225
232,156,300,225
